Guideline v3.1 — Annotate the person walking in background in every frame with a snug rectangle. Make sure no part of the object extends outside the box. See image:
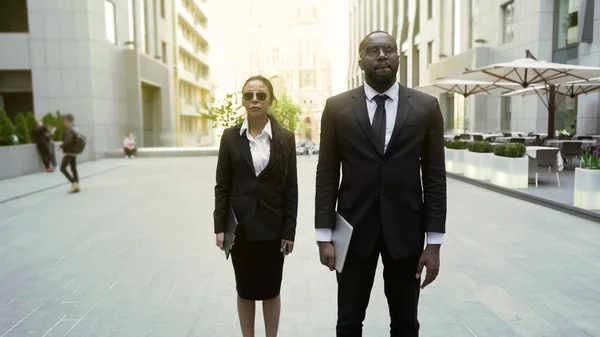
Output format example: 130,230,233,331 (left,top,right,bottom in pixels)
315,31,447,337
32,121,55,172
213,75,298,337
123,133,137,158
58,114,86,193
